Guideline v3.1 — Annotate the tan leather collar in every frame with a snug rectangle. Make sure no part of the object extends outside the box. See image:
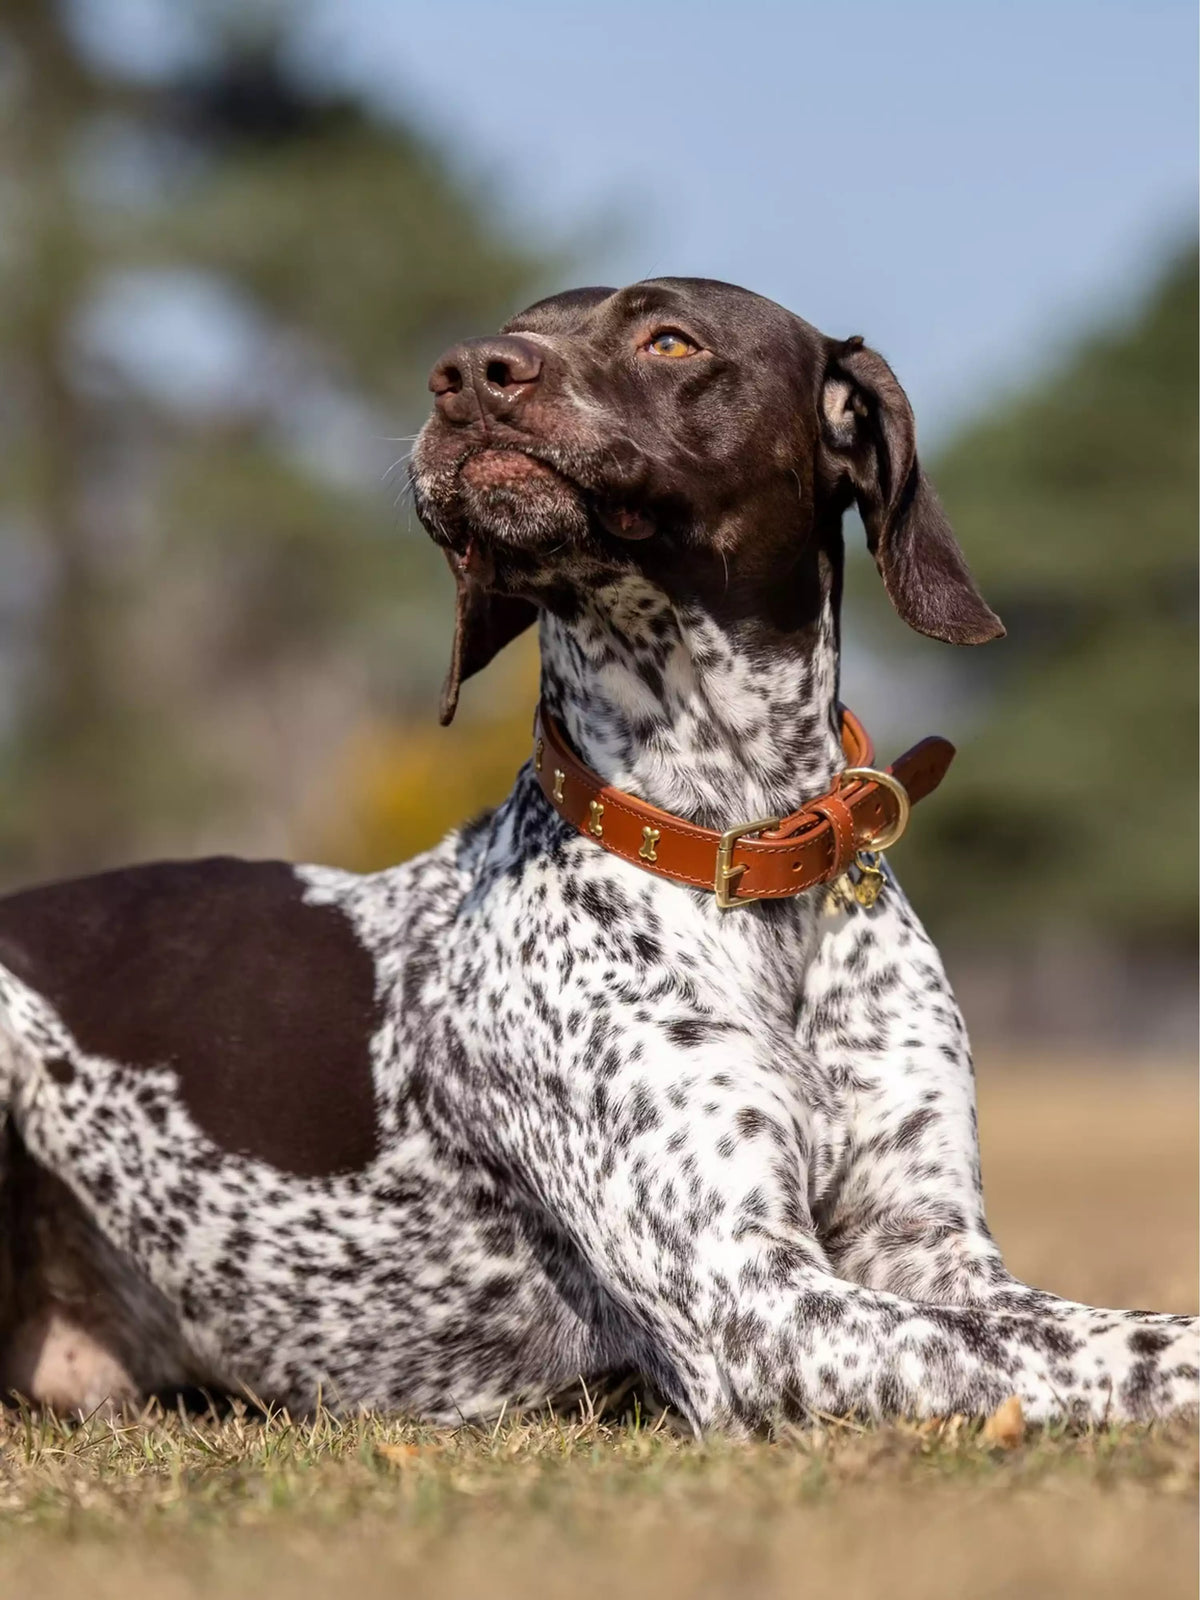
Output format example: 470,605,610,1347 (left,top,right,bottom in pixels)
533,703,955,909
